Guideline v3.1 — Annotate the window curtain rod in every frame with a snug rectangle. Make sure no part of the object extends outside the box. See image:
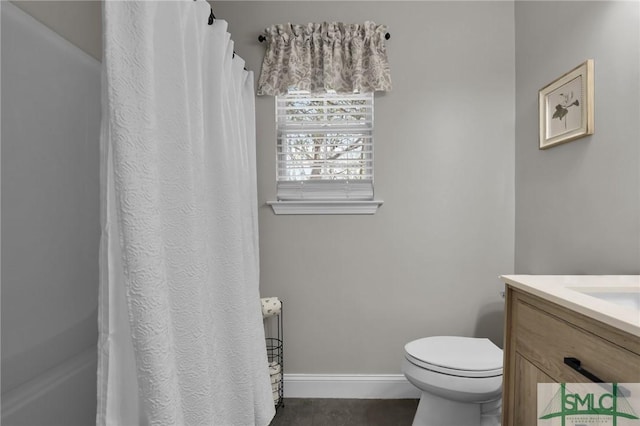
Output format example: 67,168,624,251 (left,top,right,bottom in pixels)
258,32,390,43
